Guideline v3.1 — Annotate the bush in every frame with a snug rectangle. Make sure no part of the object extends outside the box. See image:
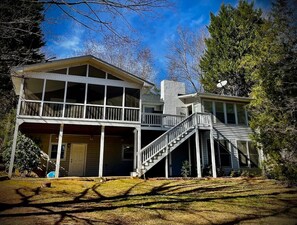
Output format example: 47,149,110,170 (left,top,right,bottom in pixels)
181,160,191,177
2,132,42,176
